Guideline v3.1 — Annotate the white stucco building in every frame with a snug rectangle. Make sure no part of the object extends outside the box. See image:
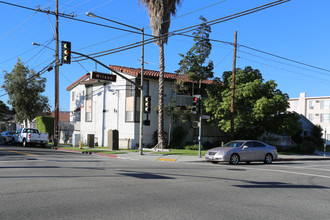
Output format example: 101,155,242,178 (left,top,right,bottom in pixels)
67,65,219,148
288,92,330,142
